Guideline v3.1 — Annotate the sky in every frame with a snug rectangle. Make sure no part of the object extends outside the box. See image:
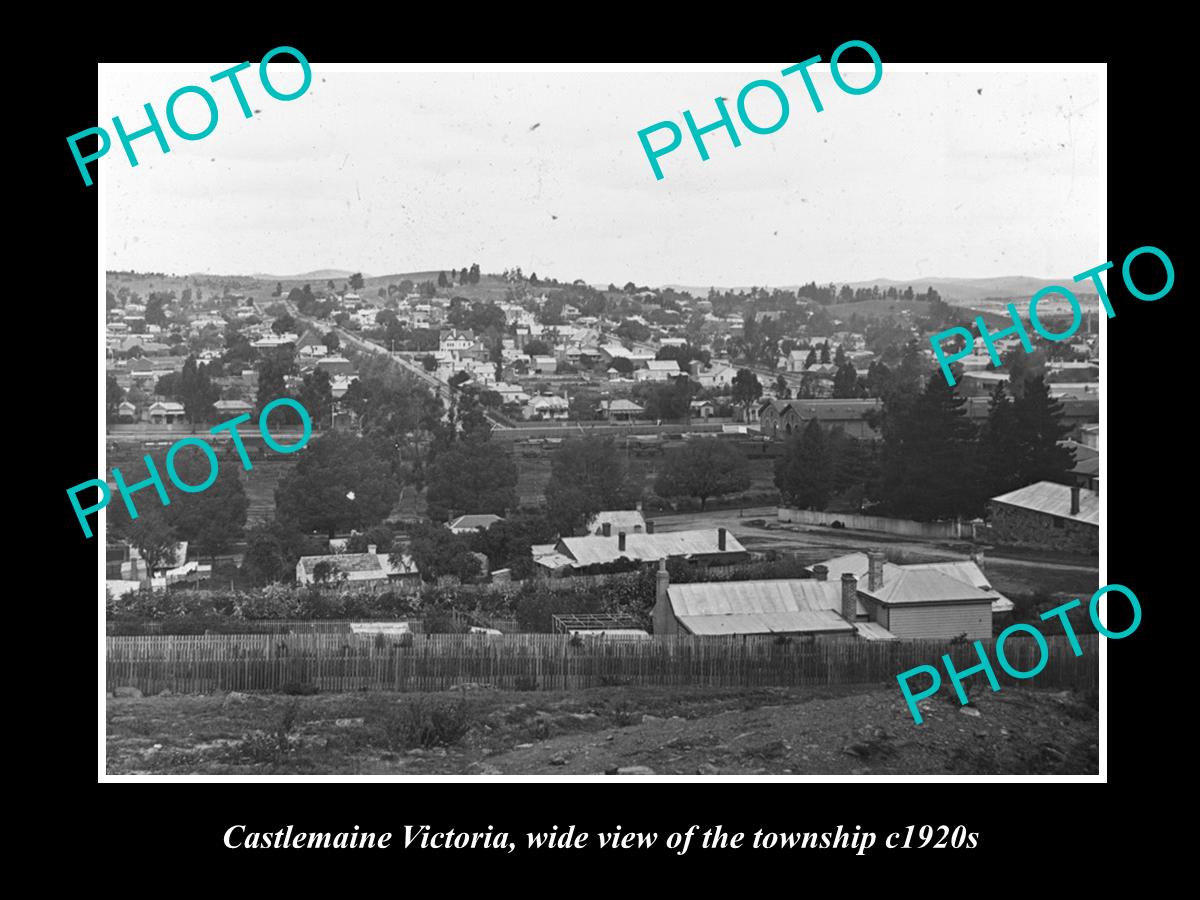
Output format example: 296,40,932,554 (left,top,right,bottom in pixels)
101,63,1101,288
